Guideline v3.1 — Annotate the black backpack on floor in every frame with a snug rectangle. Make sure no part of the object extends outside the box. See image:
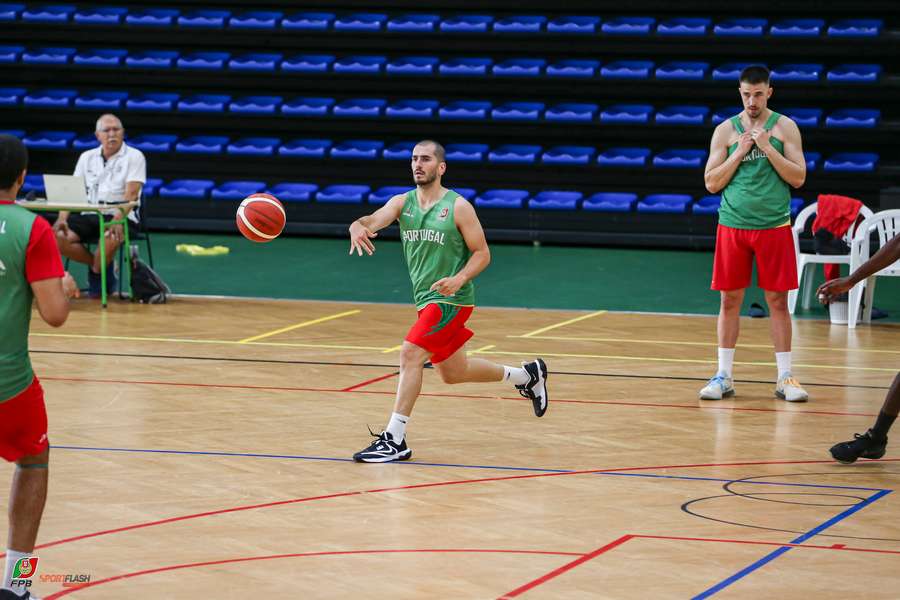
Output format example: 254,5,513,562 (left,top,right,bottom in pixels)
130,246,170,304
